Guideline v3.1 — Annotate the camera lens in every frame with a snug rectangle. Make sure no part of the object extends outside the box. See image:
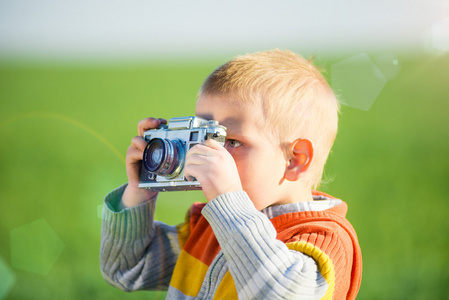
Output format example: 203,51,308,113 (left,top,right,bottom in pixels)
143,138,184,178
150,148,163,166
145,139,164,171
